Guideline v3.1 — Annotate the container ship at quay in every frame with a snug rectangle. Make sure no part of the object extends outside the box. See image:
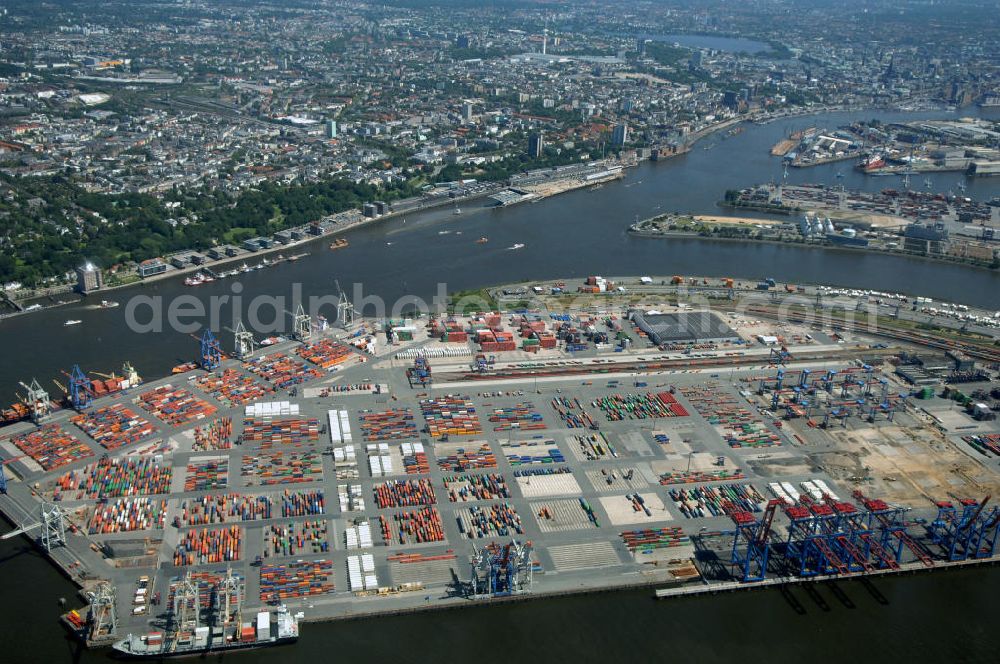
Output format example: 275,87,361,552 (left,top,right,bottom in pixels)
0,361,142,427
112,571,300,659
